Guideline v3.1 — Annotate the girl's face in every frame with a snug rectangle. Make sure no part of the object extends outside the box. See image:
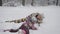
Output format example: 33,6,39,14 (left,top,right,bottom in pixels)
36,15,42,20
36,15,43,26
